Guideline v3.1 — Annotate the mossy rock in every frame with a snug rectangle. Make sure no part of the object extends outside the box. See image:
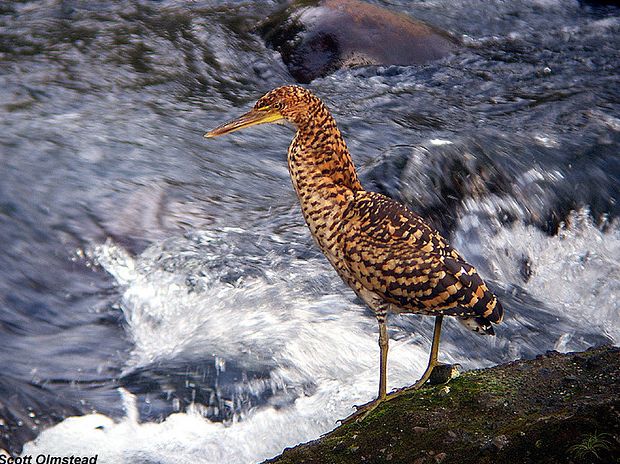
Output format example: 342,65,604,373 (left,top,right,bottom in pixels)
265,345,620,464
